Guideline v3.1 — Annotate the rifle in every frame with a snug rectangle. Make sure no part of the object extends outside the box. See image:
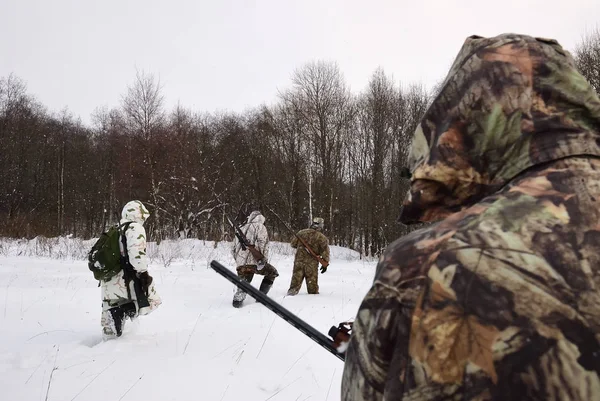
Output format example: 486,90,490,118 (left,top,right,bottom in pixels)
265,206,329,268
209,260,350,361
225,213,265,264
